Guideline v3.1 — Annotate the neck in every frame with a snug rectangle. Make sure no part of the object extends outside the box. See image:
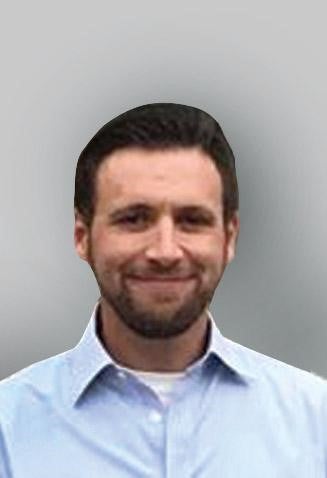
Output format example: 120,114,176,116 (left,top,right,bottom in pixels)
97,299,210,373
